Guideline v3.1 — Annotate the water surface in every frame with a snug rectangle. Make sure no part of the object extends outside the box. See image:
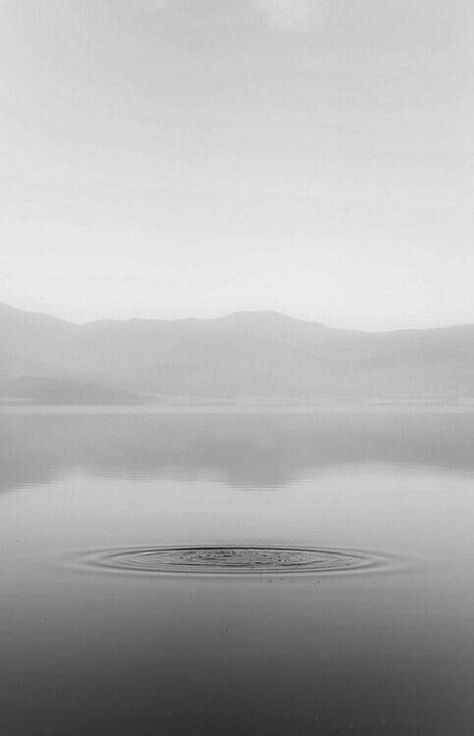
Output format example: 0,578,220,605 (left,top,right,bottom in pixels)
1,409,474,734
